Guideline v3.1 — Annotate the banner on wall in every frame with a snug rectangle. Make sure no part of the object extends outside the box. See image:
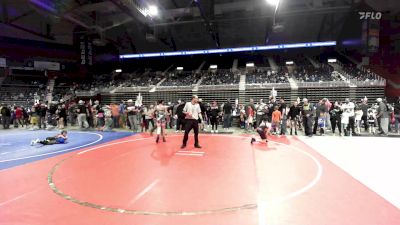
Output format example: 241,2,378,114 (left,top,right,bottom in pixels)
34,61,60,71
368,19,380,53
0,58,6,67
79,35,93,66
